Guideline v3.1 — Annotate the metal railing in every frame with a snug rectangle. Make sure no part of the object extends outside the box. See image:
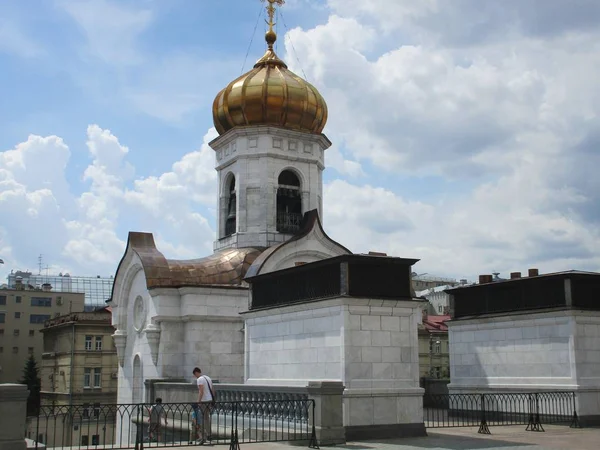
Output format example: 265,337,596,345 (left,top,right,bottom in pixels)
29,400,318,450
276,212,302,233
424,392,581,434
